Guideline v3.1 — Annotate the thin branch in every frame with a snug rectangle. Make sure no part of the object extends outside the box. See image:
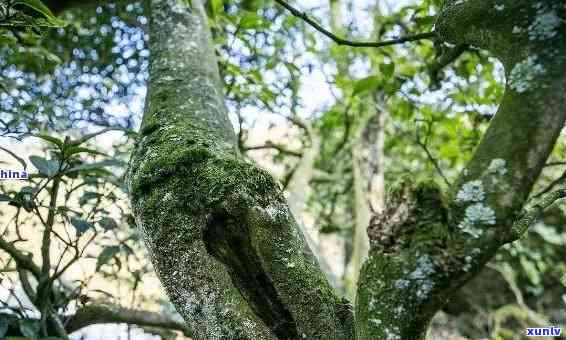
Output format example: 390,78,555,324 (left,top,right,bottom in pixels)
428,44,469,88
243,142,303,157
65,304,192,336
533,169,566,198
40,176,61,278
274,0,436,48
544,161,566,167
511,187,566,240
2,304,190,337
0,236,41,277
415,119,451,187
